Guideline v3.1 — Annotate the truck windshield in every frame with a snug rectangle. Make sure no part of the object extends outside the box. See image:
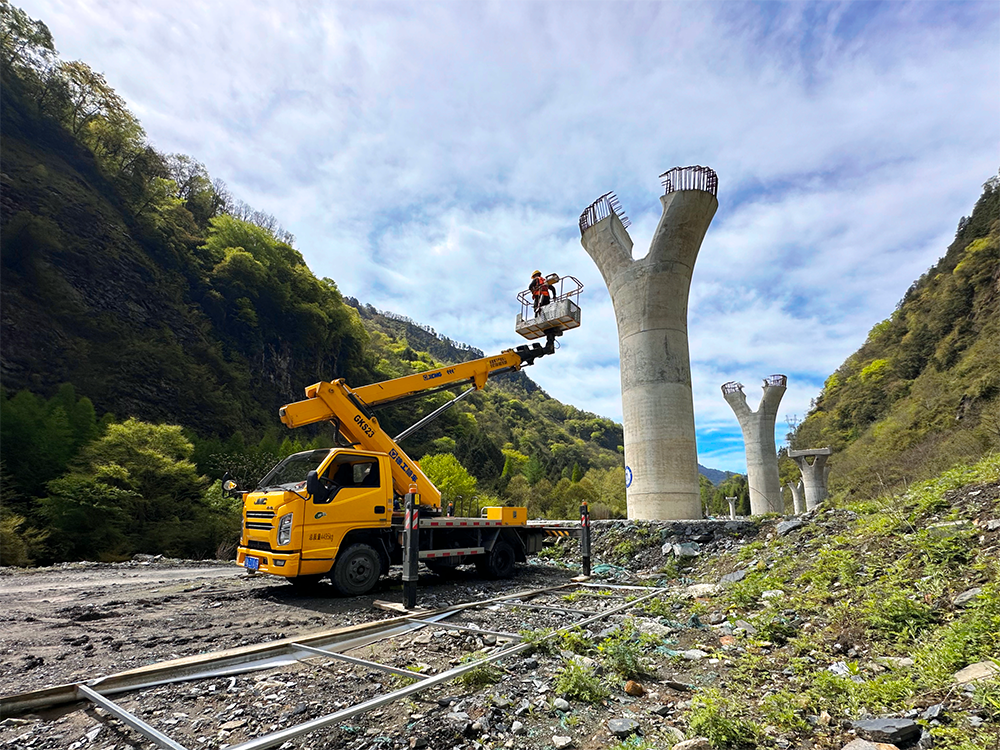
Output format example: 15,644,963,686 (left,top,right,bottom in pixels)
258,449,331,490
